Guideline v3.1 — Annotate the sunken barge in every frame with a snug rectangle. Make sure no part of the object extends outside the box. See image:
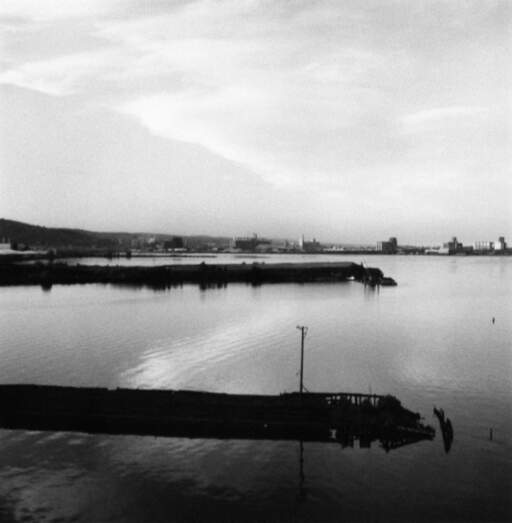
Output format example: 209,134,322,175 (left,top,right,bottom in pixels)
0,385,434,450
